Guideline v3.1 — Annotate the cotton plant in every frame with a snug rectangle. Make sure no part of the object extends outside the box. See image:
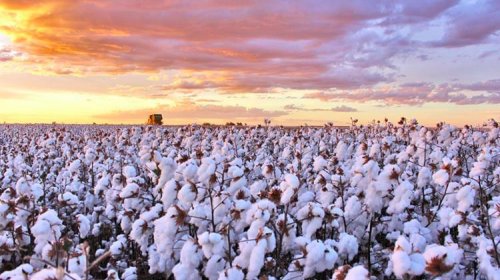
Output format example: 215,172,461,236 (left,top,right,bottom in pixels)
386,235,425,278
0,119,498,278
